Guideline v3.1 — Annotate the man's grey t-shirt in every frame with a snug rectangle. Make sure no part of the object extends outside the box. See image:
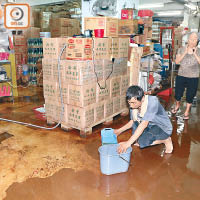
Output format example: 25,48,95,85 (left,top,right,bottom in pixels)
130,96,172,135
